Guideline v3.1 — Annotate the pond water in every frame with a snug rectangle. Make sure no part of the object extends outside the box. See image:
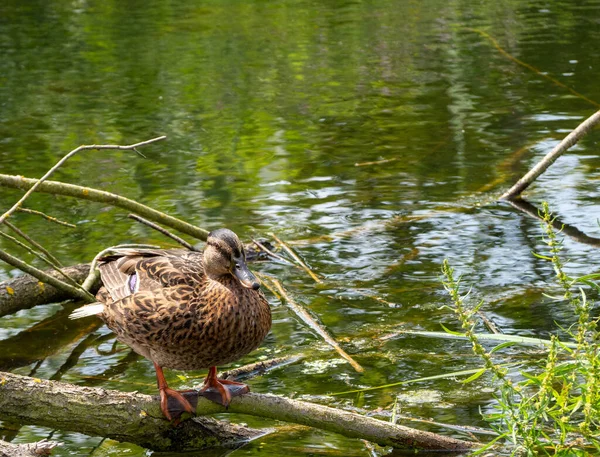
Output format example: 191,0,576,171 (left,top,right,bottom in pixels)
1,0,600,455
